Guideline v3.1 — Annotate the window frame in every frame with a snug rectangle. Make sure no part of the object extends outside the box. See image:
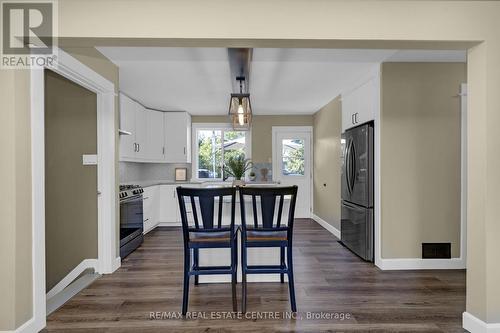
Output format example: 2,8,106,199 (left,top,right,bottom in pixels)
191,123,252,182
